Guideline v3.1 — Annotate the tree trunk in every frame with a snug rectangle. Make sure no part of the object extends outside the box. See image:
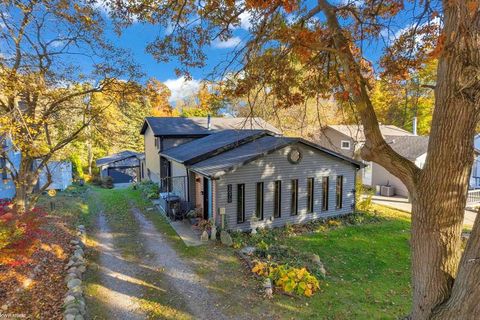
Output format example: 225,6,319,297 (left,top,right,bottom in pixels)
87,140,93,176
12,158,40,213
318,0,480,318
408,1,480,318
431,213,480,319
